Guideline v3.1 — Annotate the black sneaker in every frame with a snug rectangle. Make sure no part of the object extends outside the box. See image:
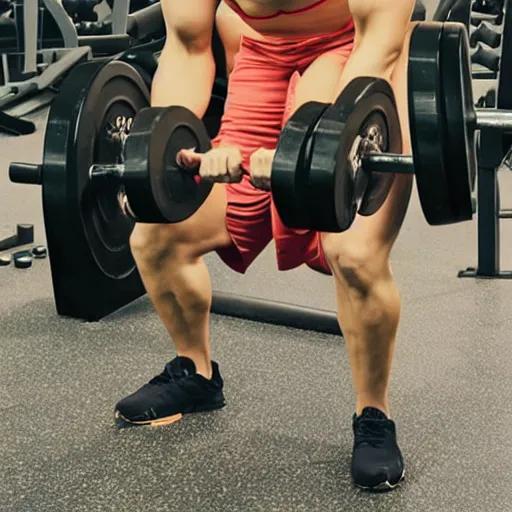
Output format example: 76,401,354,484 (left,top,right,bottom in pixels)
114,356,226,427
351,407,405,491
